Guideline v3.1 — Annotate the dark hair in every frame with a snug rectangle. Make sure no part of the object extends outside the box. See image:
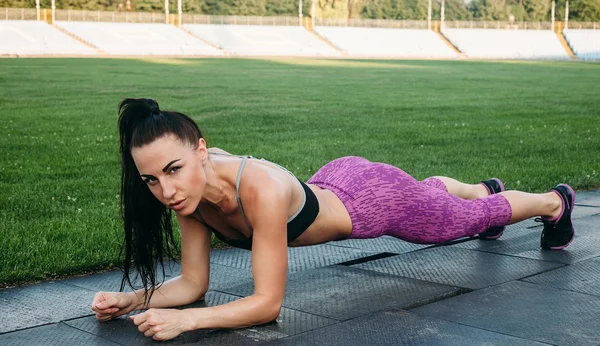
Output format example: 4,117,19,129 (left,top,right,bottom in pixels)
117,98,204,305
